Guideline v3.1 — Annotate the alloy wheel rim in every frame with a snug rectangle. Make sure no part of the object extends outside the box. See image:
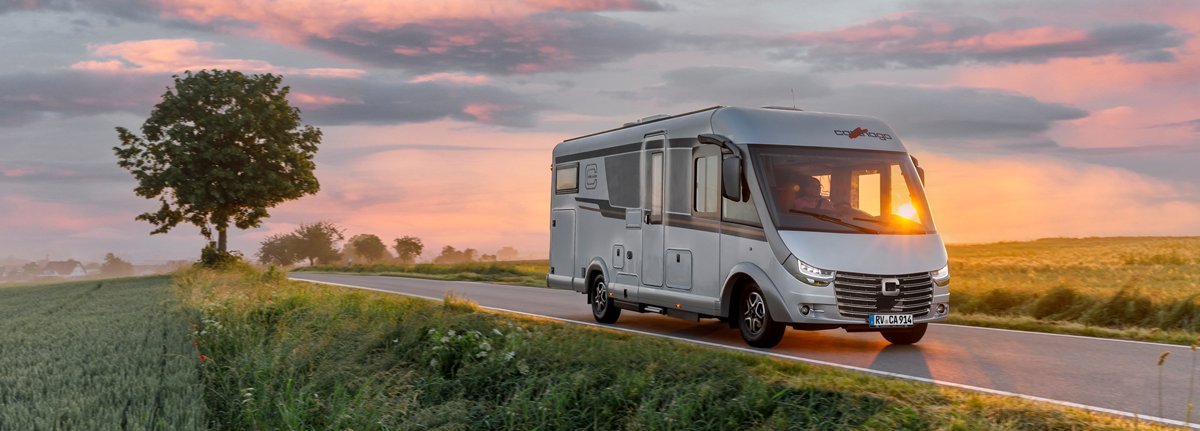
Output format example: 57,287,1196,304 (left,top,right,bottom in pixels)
594,281,607,315
743,291,766,335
